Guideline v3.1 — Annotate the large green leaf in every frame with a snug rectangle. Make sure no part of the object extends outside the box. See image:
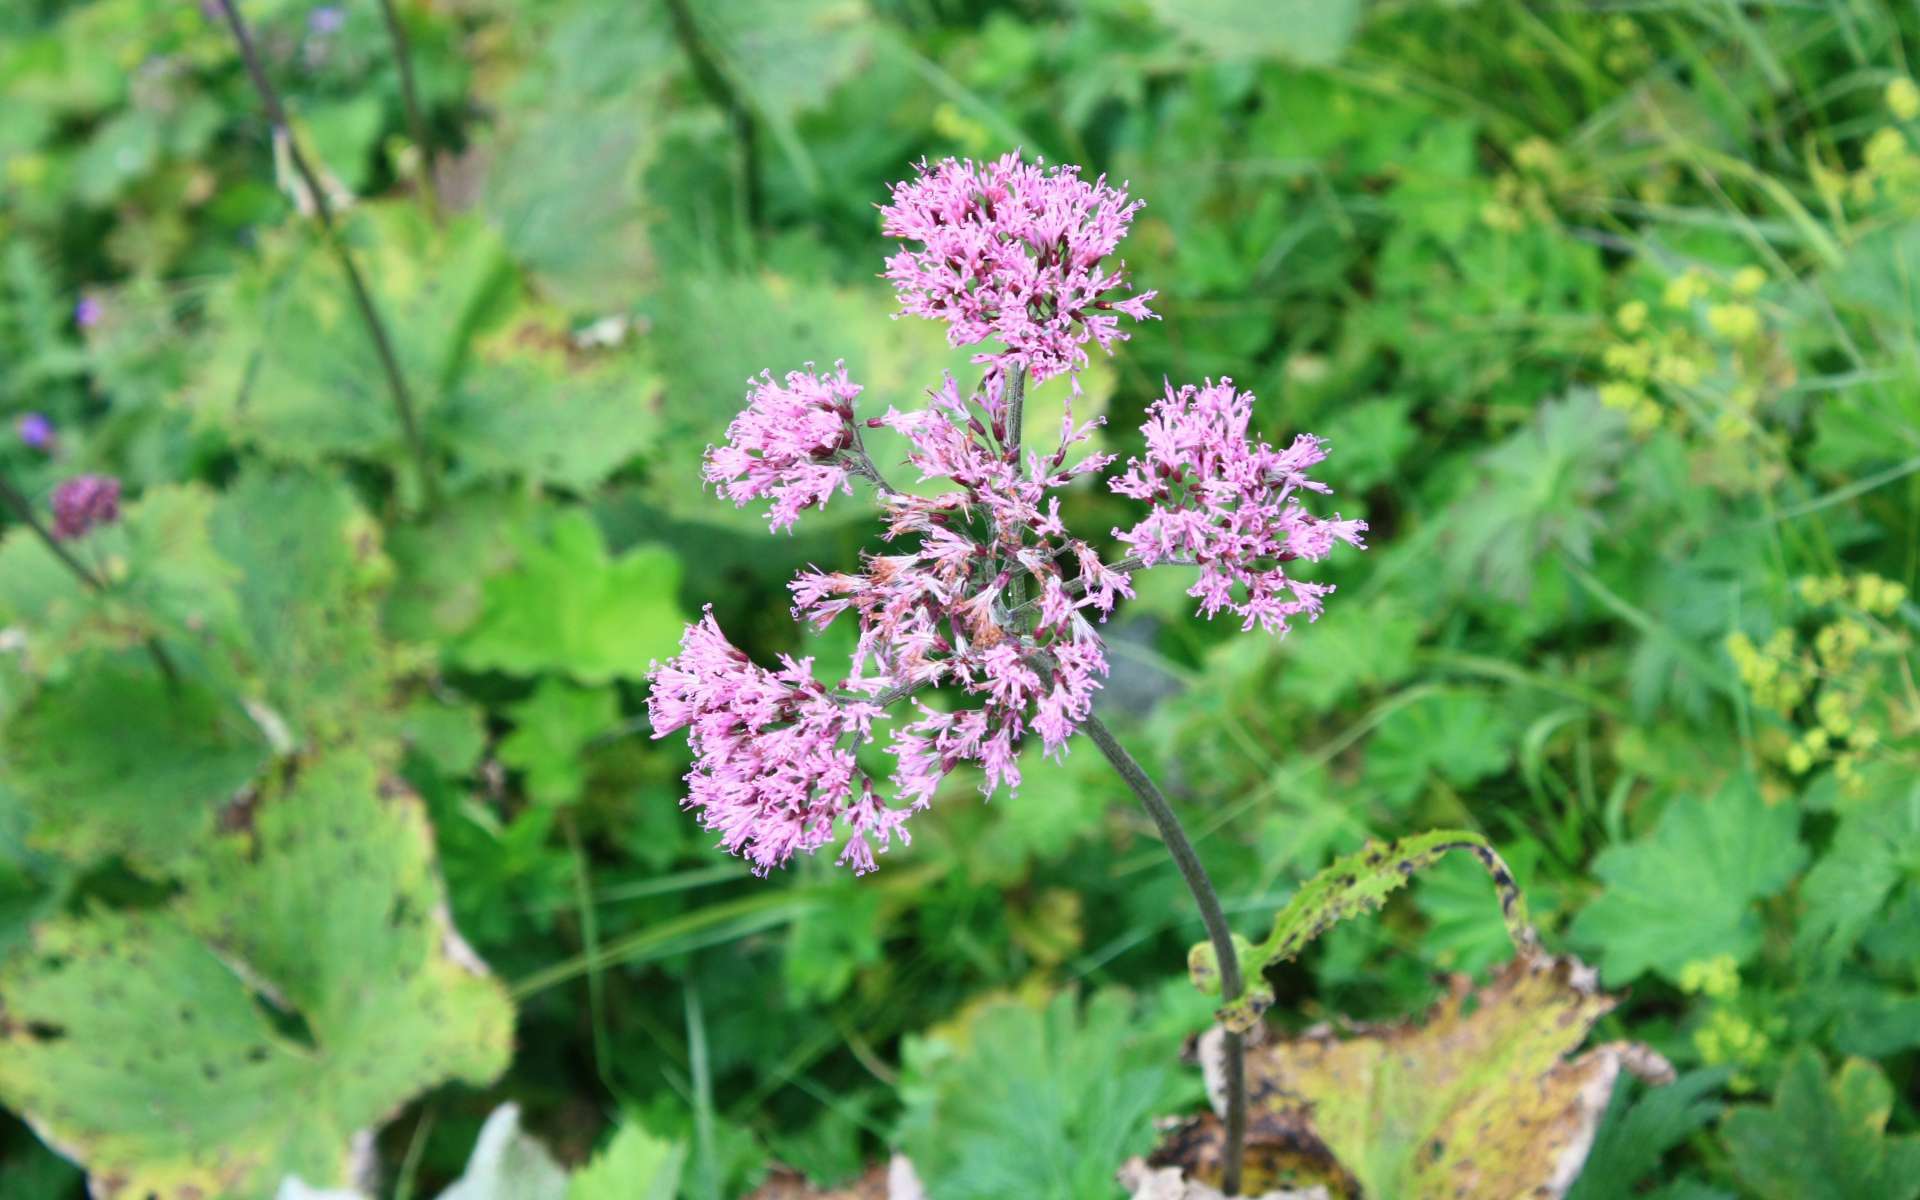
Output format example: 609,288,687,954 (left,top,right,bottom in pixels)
0,650,269,872
0,749,514,1197
1361,689,1515,808
1570,782,1806,985
1721,1051,1920,1200
1797,770,1920,974
456,509,685,683
191,206,515,467
437,311,661,492
208,470,399,745
497,678,619,805
896,991,1184,1200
